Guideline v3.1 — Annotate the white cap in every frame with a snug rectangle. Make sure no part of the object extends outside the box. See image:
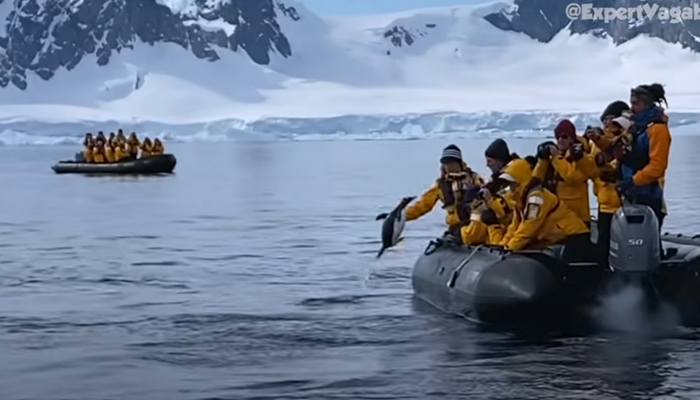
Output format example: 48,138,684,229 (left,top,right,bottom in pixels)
499,173,516,182
612,116,632,130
